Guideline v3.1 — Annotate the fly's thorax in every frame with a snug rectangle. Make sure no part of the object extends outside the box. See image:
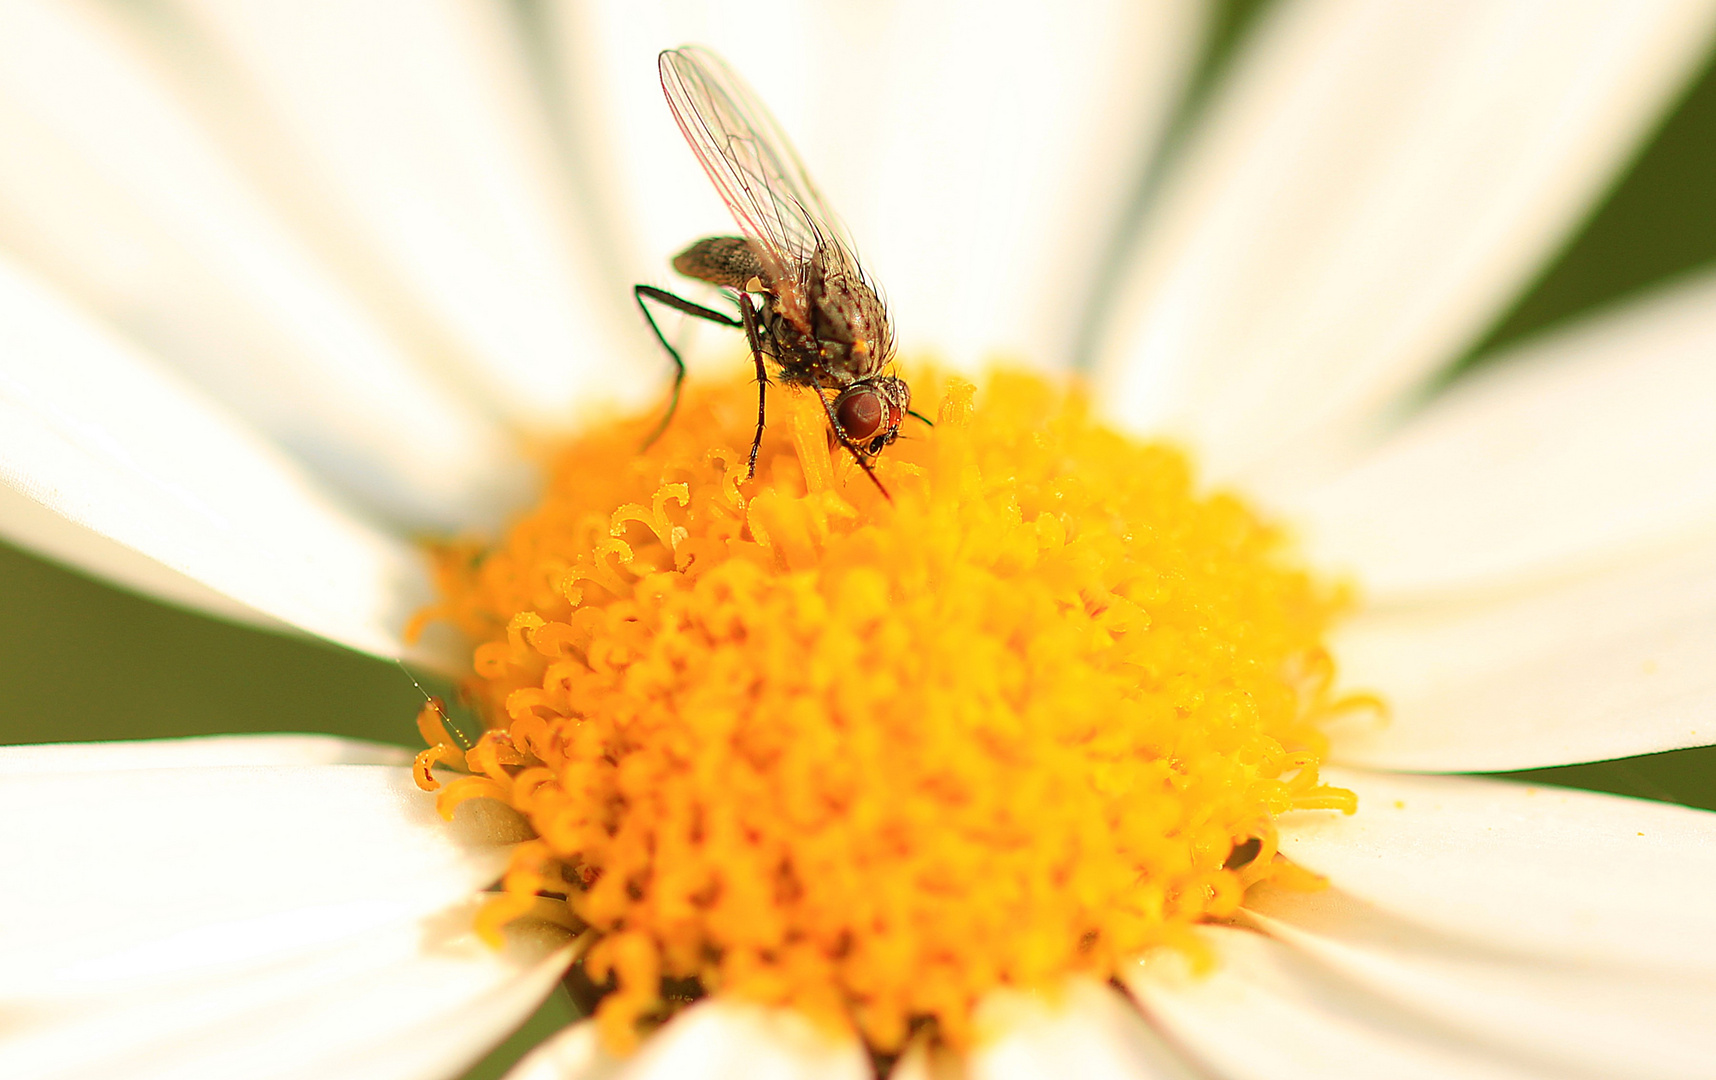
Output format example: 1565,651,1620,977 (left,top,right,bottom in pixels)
803,254,892,382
